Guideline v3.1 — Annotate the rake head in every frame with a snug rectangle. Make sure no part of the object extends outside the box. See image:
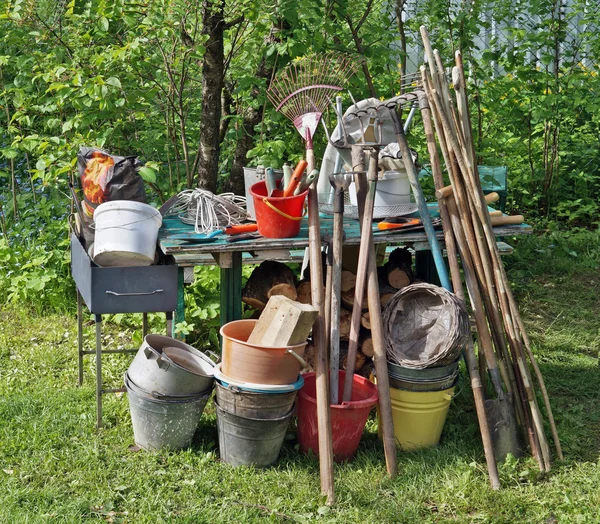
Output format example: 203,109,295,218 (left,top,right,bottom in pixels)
267,51,360,144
